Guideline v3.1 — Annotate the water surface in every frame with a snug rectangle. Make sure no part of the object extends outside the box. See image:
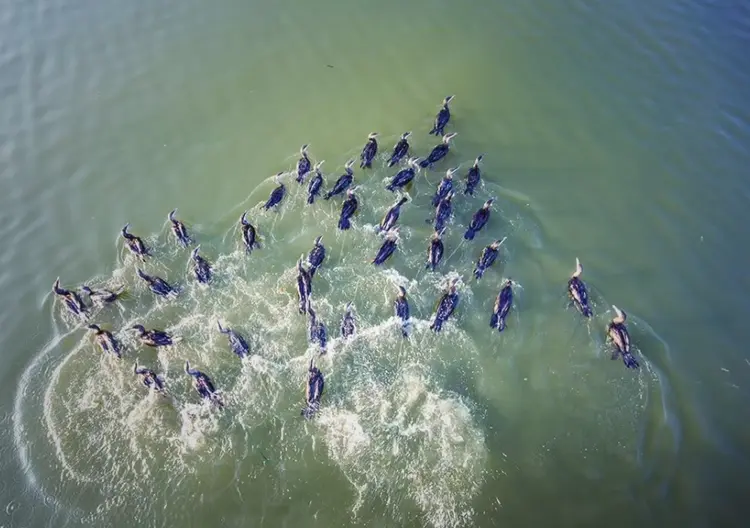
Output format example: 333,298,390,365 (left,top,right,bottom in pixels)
1,0,750,527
